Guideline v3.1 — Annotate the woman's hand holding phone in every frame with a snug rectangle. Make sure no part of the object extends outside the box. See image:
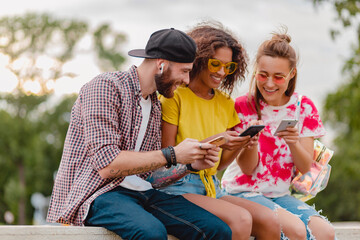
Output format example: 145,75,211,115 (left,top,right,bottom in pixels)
274,119,300,146
191,145,221,170
220,131,250,151
274,119,298,135
276,125,300,146
240,120,264,149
